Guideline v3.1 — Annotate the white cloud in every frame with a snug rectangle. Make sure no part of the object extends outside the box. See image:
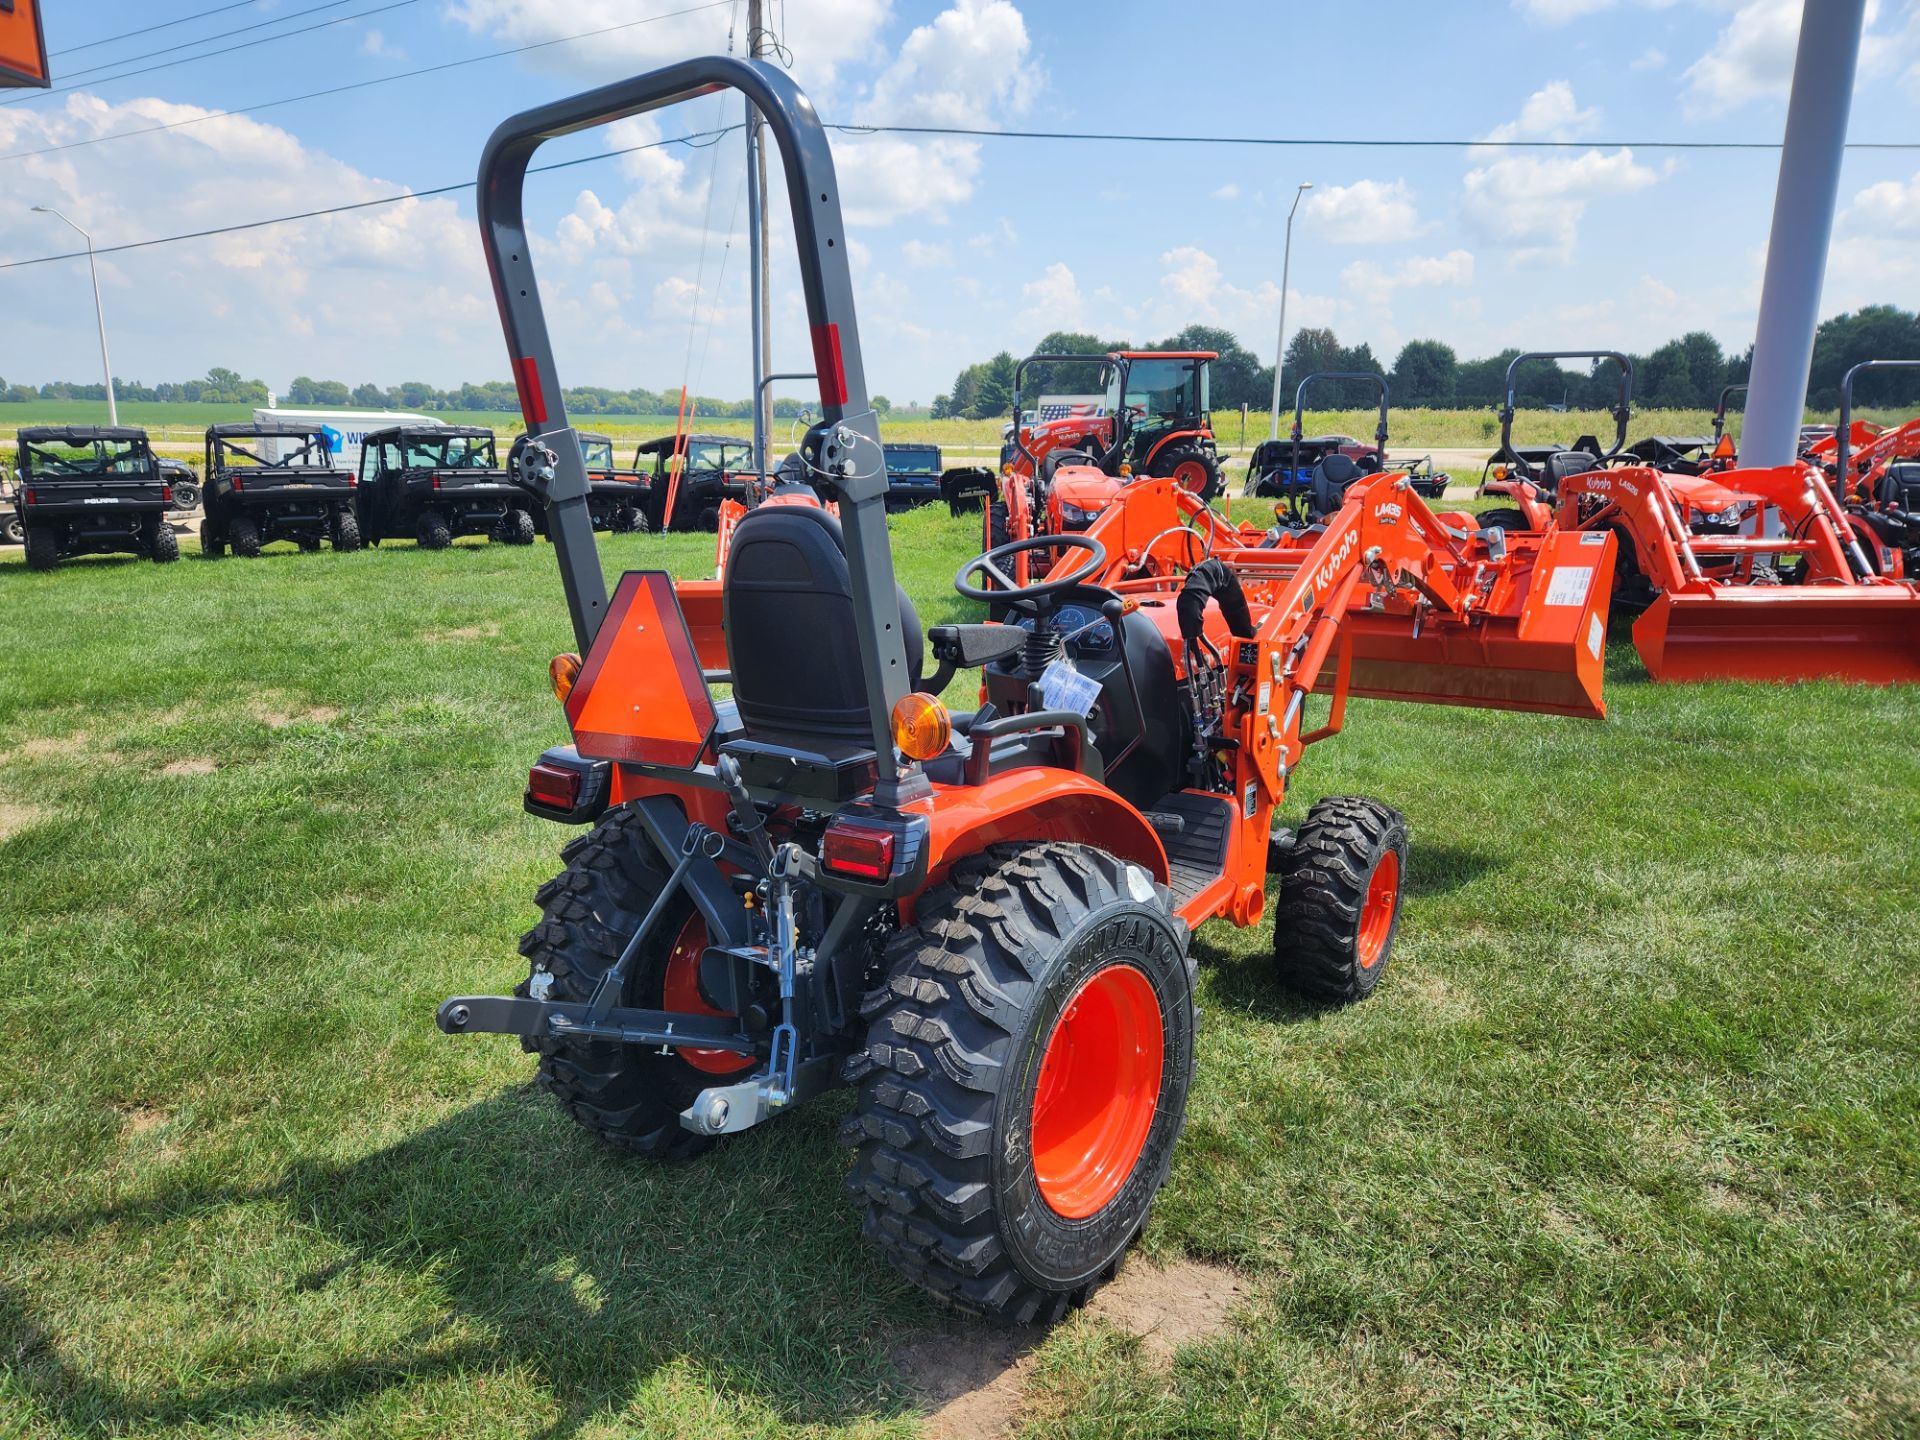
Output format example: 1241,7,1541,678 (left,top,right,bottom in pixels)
0,94,487,384
1630,46,1667,72
1303,179,1424,243
901,239,954,267
360,29,405,60
1463,149,1661,263
446,0,891,87
833,134,980,225
1680,0,1904,116
1514,0,1617,24
1018,261,1086,332
1483,81,1601,143
1341,250,1475,306
1842,170,1920,238
1211,183,1240,201
861,0,1041,128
